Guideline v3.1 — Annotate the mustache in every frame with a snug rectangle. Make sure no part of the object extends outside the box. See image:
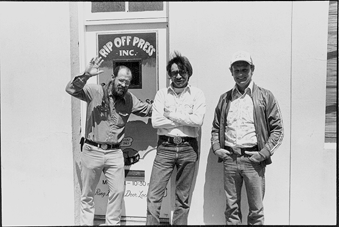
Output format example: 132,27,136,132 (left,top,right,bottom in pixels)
117,86,127,91
113,86,127,96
